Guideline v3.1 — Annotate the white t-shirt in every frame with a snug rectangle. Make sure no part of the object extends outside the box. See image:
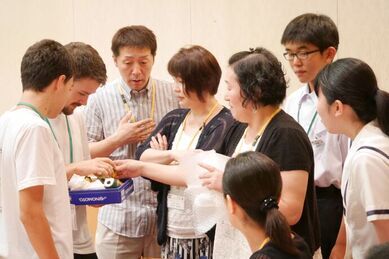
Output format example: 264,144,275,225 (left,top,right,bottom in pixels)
342,121,389,258
0,108,72,258
284,85,349,188
50,110,95,254
166,122,204,238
